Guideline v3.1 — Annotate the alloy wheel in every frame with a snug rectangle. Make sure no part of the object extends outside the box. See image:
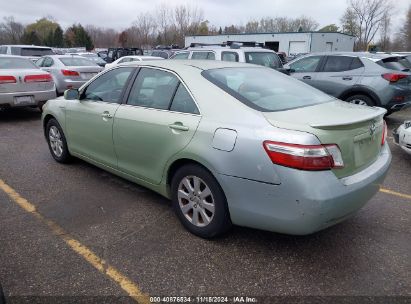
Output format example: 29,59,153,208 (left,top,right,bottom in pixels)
349,99,368,106
49,126,63,157
177,175,215,227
